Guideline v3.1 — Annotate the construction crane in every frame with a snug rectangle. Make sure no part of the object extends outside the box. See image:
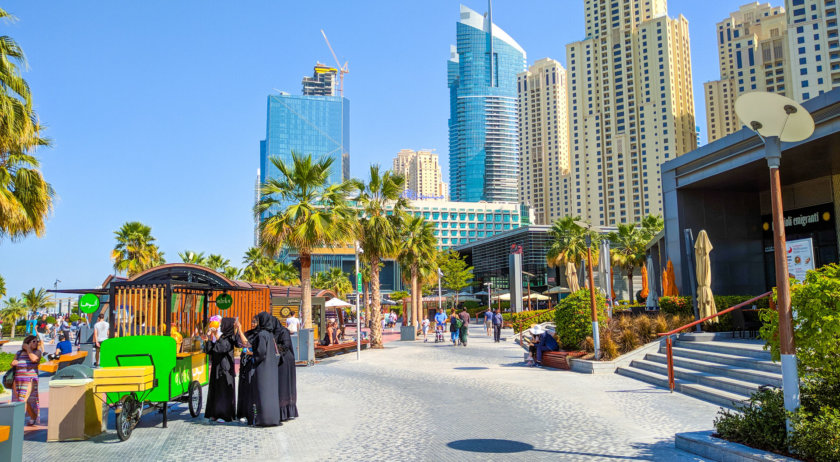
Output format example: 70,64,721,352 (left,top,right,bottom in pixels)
320,29,349,97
